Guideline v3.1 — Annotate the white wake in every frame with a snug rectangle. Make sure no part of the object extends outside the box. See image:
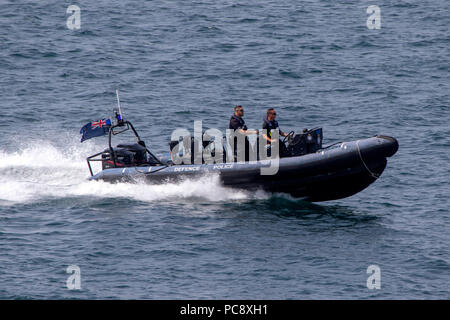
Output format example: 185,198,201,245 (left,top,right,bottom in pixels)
0,138,266,205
